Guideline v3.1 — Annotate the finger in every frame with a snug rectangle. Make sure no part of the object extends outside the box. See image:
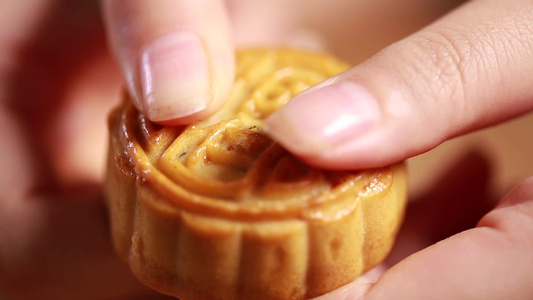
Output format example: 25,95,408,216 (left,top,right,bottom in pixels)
312,264,384,300
264,0,533,169
388,150,494,265
336,176,533,300
101,0,234,124
315,151,494,300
